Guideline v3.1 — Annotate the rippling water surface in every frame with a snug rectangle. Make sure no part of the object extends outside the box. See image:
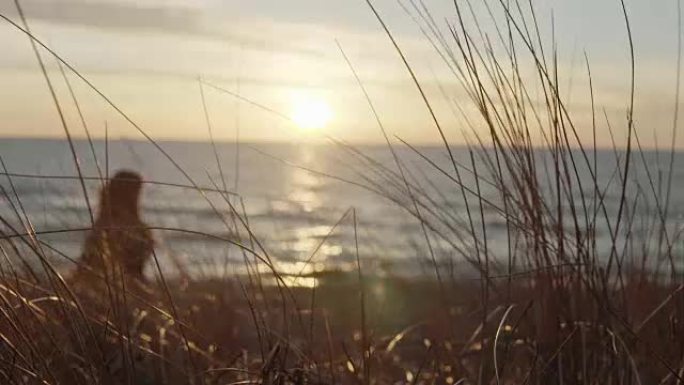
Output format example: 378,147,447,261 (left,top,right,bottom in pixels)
2,138,684,282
